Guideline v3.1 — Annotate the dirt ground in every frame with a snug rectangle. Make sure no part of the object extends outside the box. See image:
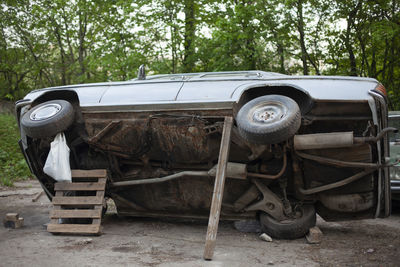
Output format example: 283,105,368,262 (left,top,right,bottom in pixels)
1,181,399,267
